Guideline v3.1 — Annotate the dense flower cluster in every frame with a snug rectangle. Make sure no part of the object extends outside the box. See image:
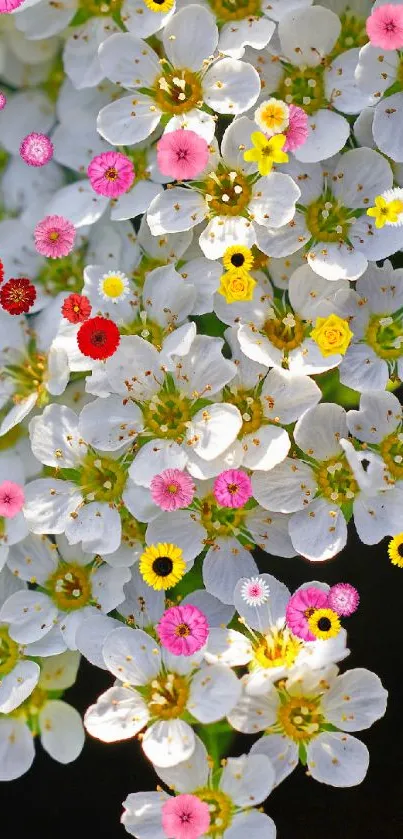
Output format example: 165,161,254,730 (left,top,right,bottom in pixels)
0,0,401,835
